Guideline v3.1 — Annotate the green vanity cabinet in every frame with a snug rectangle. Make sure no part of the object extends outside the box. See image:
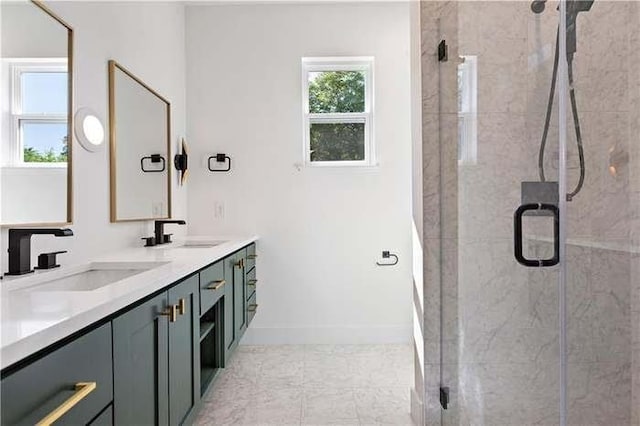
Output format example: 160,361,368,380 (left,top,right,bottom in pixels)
89,405,114,426
223,252,240,359
223,248,248,361
223,254,235,357
245,244,257,326
200,261,225,315
113,274,200,426
234,248,248,341
168,275,200,426
0,242,257,426
246,243,257,270
0,323,113,426
113,292,170,425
